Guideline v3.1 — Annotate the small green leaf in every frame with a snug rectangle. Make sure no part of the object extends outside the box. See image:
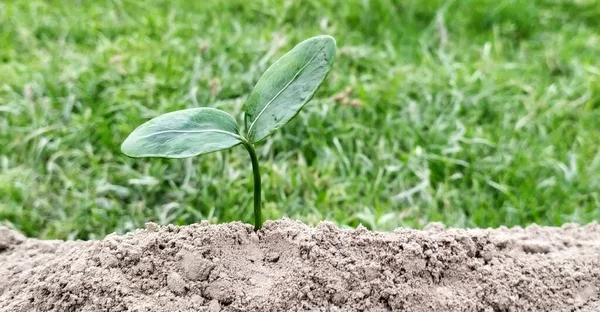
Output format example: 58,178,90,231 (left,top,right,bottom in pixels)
121,107,243,159
244,35,336,143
